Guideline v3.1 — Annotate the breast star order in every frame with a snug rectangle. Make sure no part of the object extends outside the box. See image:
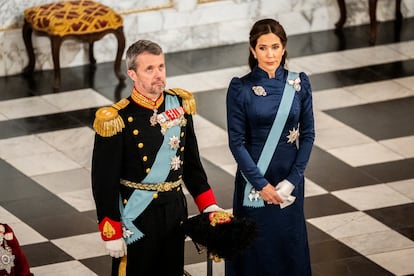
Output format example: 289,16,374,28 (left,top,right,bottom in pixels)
287,127,299,143
168,135,180,150
170,156,182,171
